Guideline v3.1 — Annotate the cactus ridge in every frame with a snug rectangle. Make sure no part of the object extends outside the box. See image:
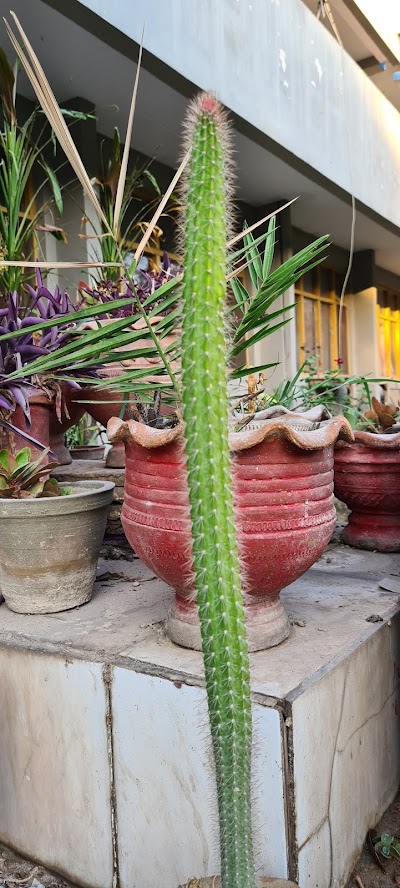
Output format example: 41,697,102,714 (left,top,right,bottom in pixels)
181,93,256,888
